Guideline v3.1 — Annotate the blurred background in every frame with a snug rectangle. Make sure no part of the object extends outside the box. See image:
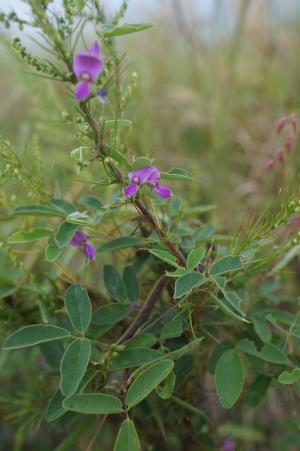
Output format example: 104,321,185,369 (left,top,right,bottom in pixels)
1,1,300,450
1,0,300,230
